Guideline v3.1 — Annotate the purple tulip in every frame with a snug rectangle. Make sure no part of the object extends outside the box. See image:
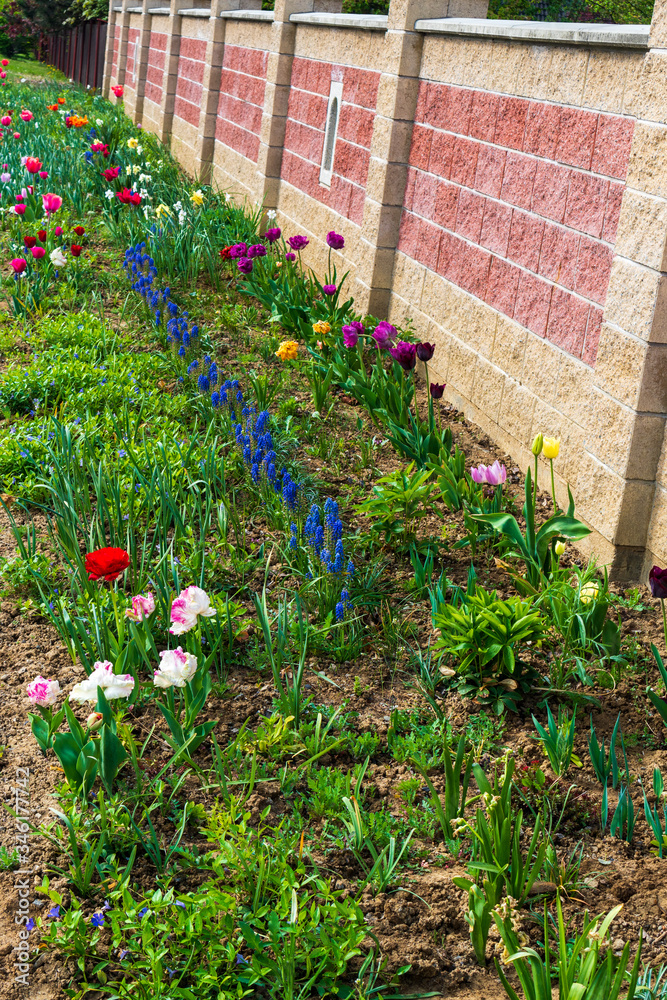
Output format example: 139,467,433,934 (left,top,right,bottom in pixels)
323,284,336,296
237,256,253,275
285,252,296,262
326,231,345,250
389,341,417,371
649,565,667,599
265,227,281,243
288,234,309,251
430,382,445,399
416,342,435,362
228,243,248,259
470,461,507,486
372,321,397,349
247,244,267,258
342,325,359,347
